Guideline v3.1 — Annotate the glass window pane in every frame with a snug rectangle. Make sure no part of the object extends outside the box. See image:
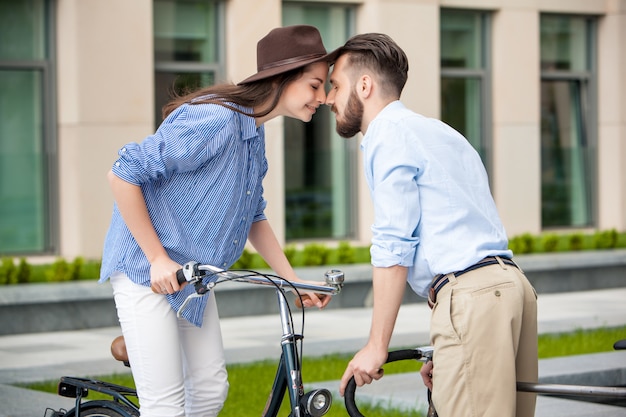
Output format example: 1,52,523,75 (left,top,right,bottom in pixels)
441,77,483,158
440,9,489,170
153,0,222,126
0,70,46,253
0,0,46,60
440,10,483,69
541,80,592,227
540,15,589,71
154,0,219,63
154,70,216,122
283,4,355,240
